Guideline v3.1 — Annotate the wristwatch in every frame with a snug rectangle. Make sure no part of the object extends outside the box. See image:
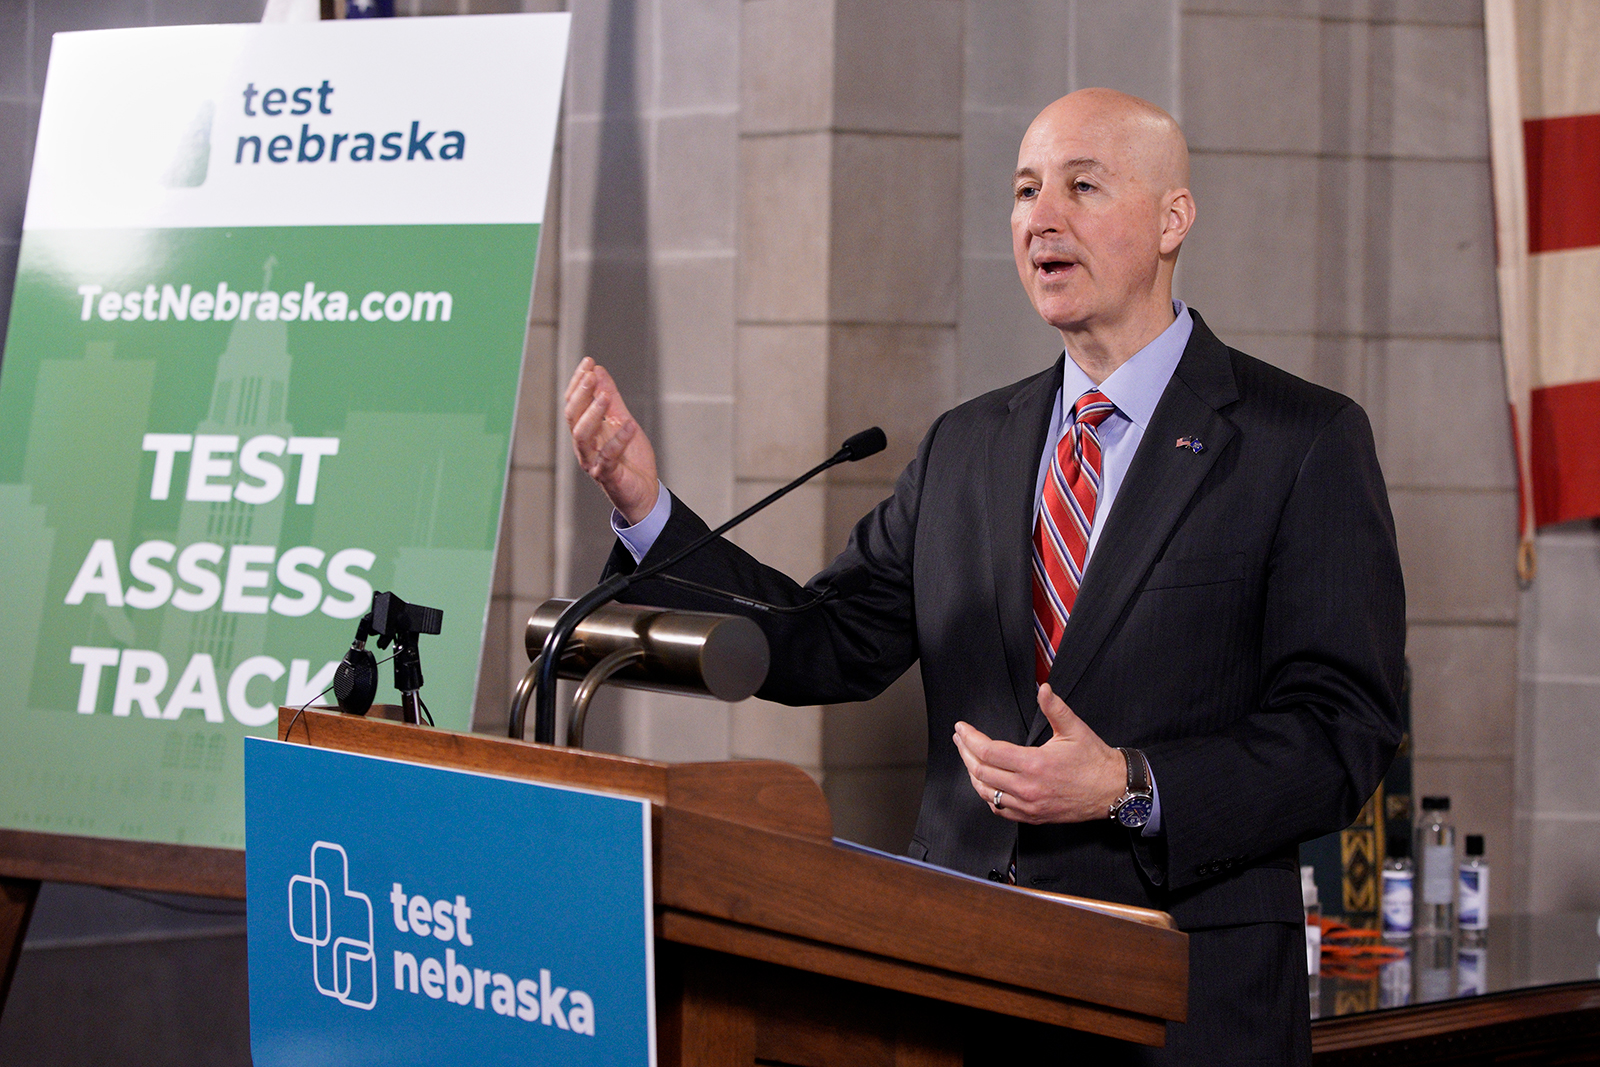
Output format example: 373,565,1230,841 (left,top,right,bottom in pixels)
1109,747,1154,829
